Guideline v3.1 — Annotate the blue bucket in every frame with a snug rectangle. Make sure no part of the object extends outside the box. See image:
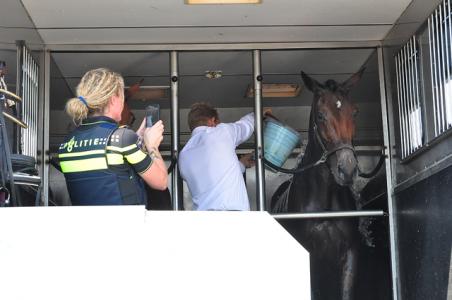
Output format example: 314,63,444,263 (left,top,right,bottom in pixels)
264,118,300,168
